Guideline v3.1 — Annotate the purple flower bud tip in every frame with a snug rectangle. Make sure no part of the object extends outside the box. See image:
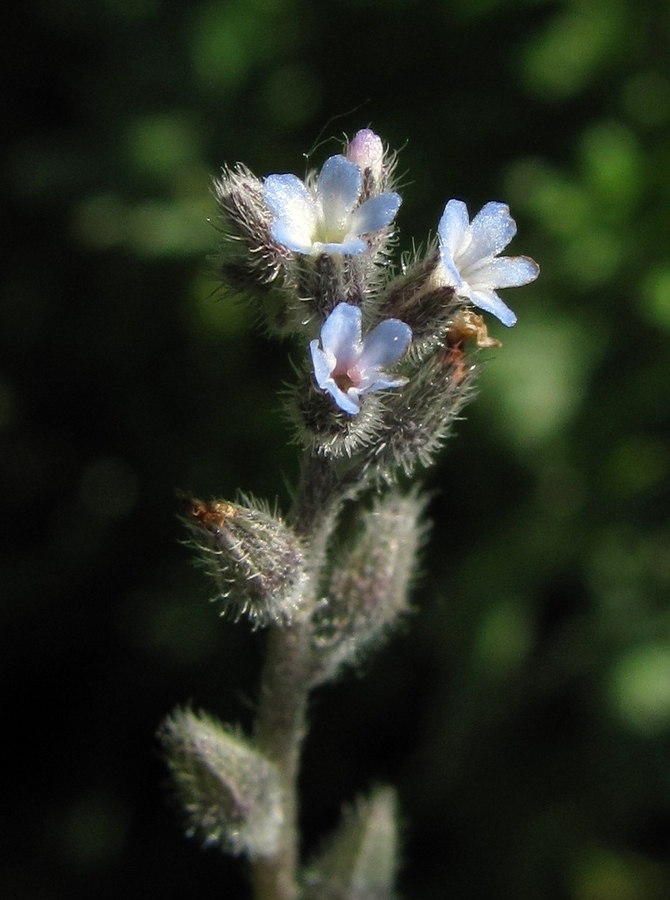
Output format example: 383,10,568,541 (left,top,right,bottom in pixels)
310,303,412,415
437,199,540,327
346,129,385,178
